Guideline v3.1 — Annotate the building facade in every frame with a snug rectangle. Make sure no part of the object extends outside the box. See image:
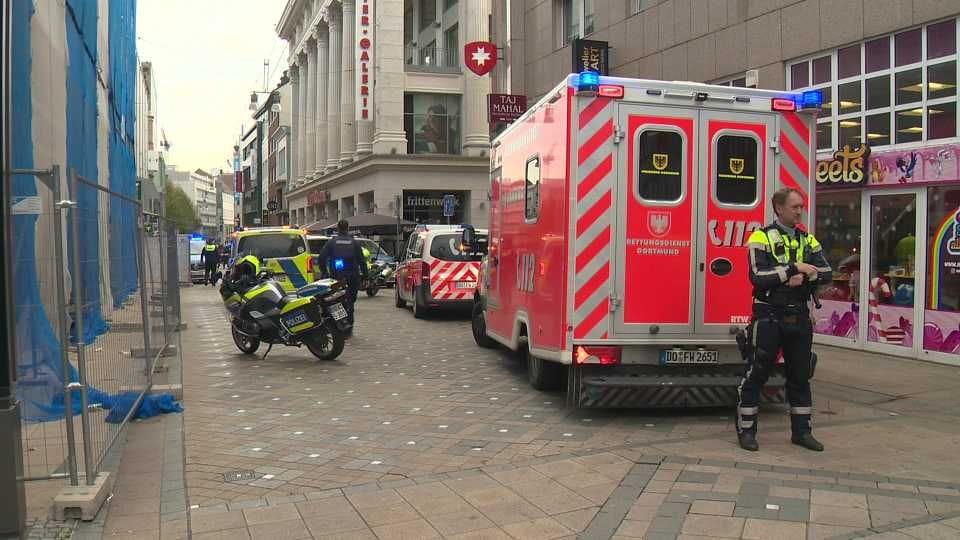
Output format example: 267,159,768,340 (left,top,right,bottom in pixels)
135,61,163,215
268,80,293,226
493,0,960,365
276,0,493,238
